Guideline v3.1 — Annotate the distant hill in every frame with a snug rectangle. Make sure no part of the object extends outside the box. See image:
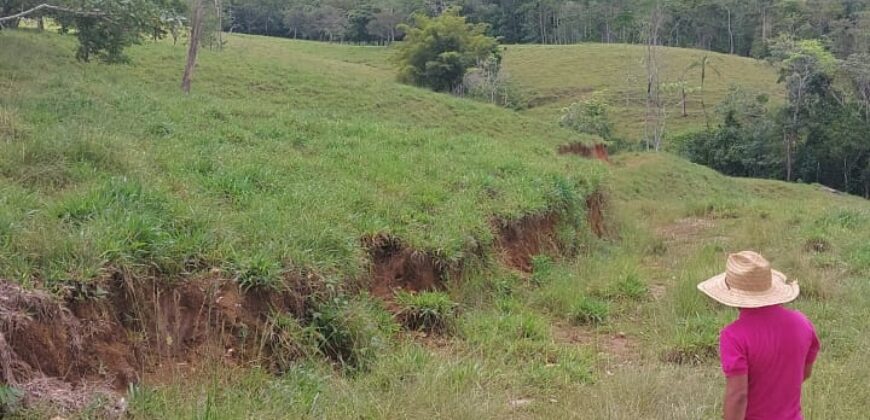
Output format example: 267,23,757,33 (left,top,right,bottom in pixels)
502,43,782,140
